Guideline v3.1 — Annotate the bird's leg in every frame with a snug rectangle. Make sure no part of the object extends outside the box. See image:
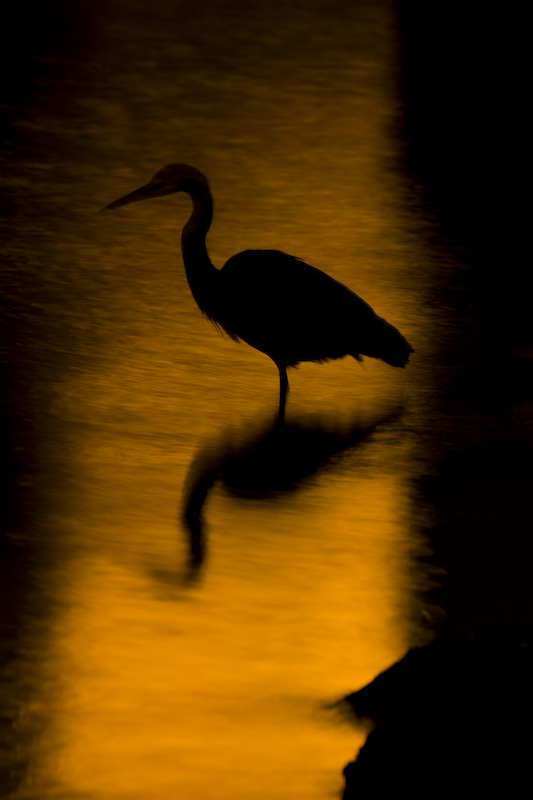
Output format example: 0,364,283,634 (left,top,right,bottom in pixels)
278,365,289,422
